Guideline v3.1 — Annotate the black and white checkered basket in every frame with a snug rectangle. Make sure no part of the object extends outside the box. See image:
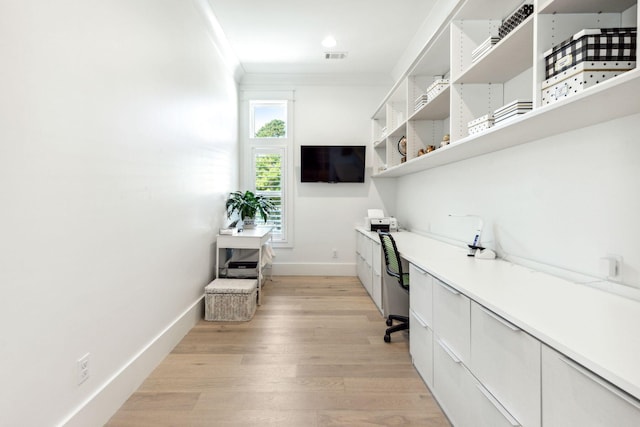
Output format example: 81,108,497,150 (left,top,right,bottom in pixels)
545,27,637,79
